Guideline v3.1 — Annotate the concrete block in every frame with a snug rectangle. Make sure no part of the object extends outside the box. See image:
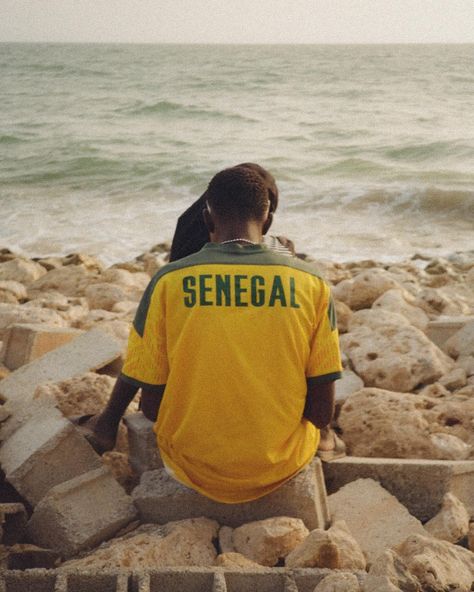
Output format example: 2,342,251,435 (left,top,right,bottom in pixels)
0,328,122,440
123,412,163,475
1,324,83,371
0,503,27,545
0,409,102,506
27,467,138,558
328,478,426,565
0,328,122,403
323,456,474,521
133,459,329,530
426,316,474,351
